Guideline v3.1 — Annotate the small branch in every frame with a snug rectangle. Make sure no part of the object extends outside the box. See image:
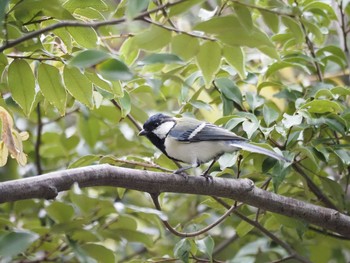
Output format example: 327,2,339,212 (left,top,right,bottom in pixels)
0,0,188,52
214,197,311,263
111,99,142,131
109,157,173,172
35,104,43,175
150,193,241,237
292,163,338,210
7,54,62,62
0,164,349,237
229,0,296,18
338,0,350,83
142,17,216,41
